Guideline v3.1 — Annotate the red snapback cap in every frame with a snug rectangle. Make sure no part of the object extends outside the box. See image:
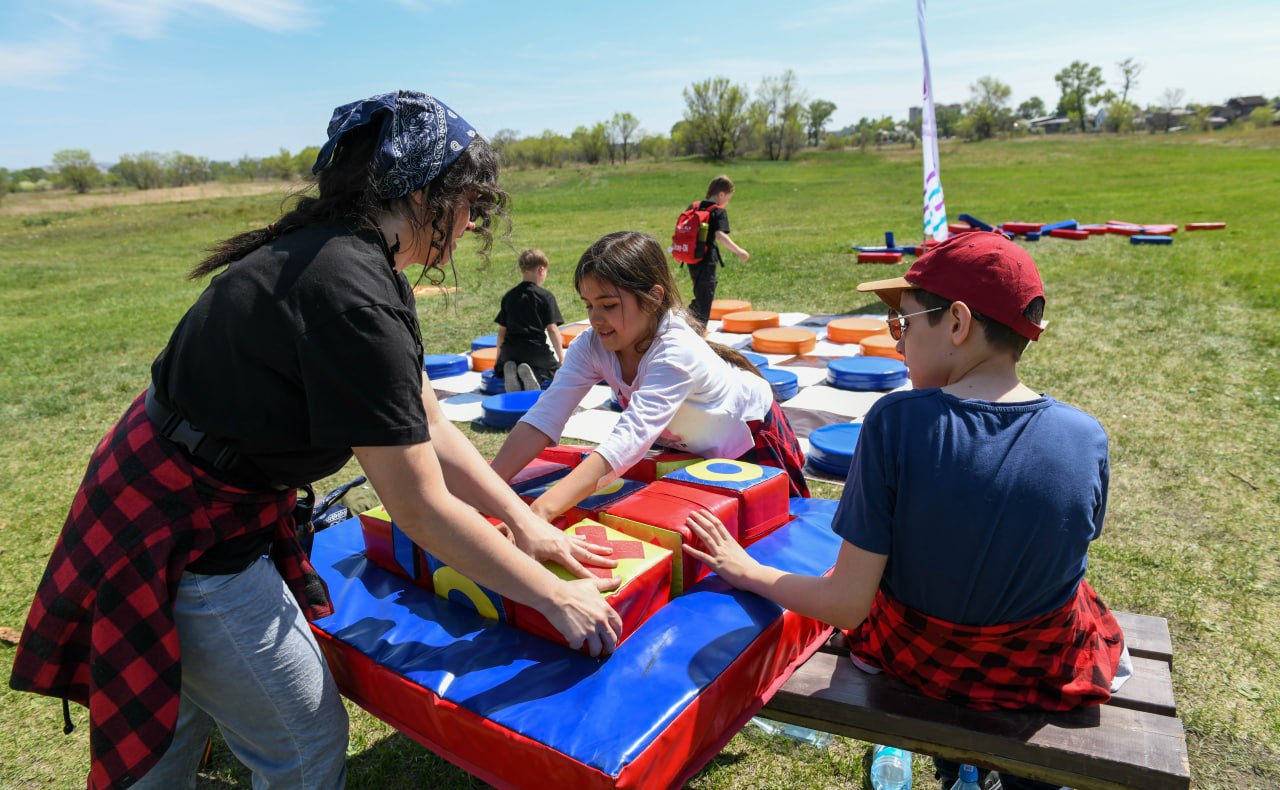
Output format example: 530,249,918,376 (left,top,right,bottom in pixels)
857,231,1045,341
